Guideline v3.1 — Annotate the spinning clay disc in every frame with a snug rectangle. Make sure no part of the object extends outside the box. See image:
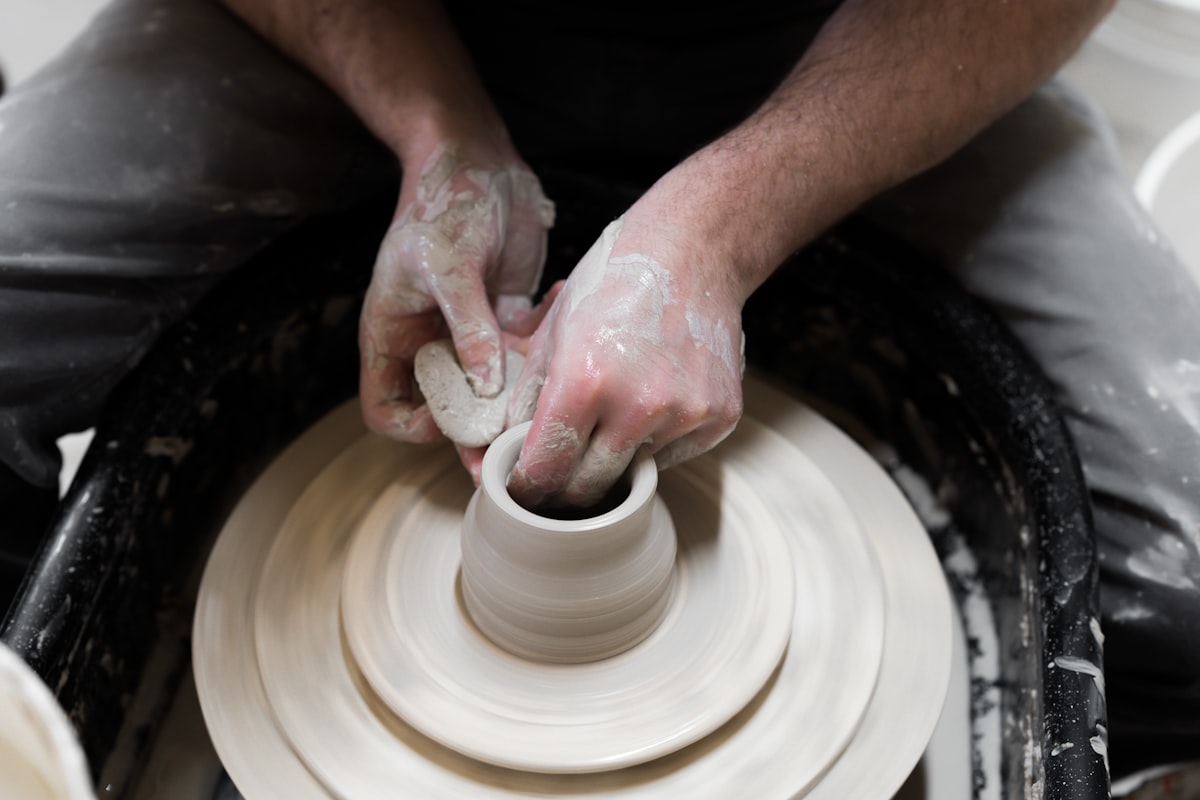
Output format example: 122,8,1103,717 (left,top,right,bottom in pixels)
193,373,953,799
